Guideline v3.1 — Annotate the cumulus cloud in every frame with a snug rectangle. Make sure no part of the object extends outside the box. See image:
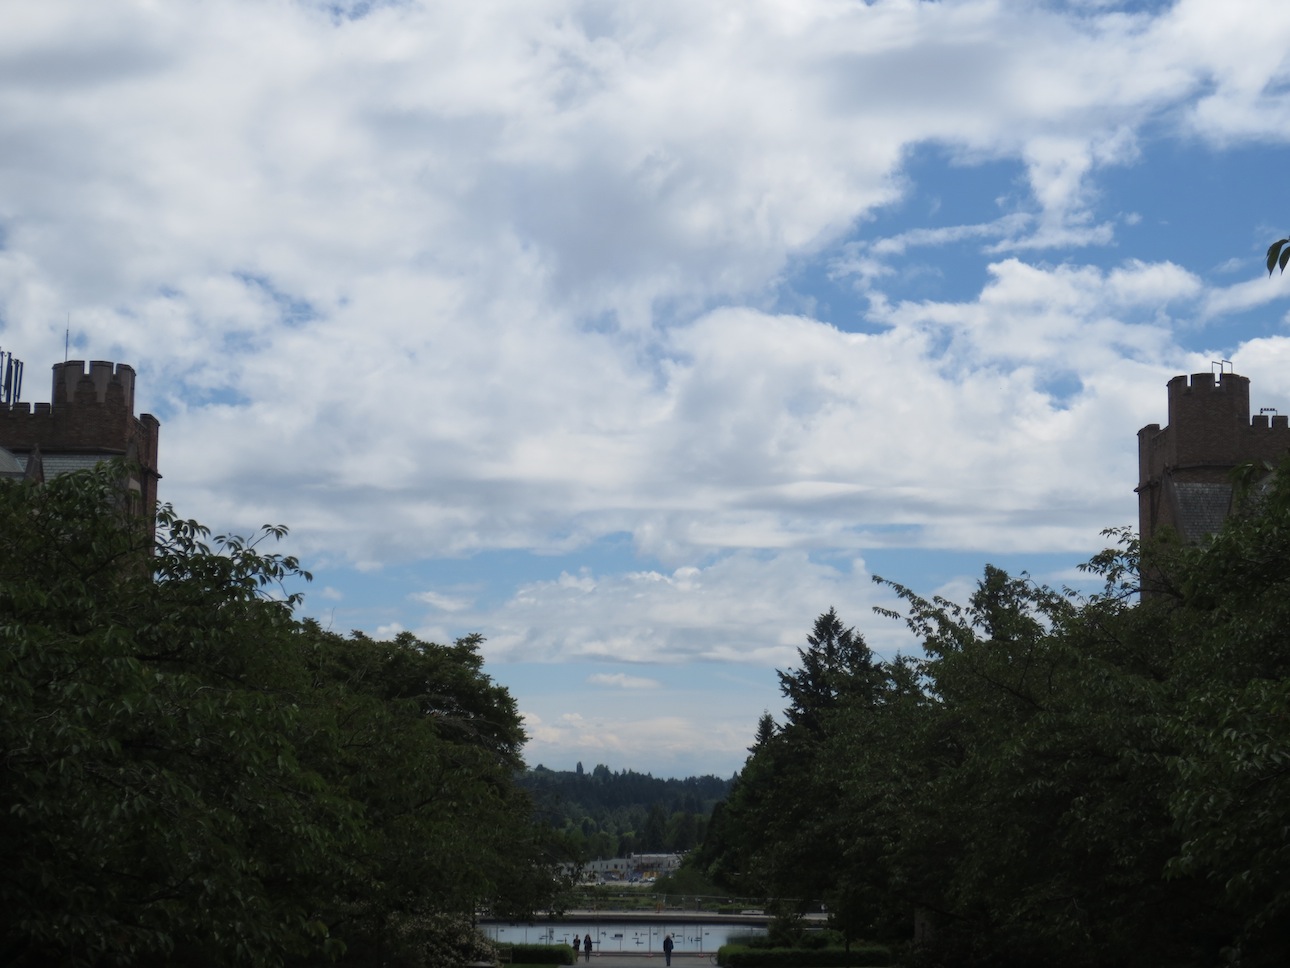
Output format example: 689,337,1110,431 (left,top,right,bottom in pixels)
1,0,1275,357
481,551,895,666
6,0,1290,774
